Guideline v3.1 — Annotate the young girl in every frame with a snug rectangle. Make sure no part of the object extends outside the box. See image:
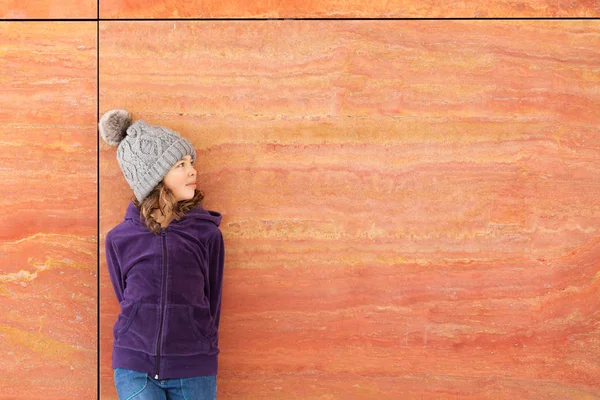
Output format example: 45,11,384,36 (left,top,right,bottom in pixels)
100,109,224,400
